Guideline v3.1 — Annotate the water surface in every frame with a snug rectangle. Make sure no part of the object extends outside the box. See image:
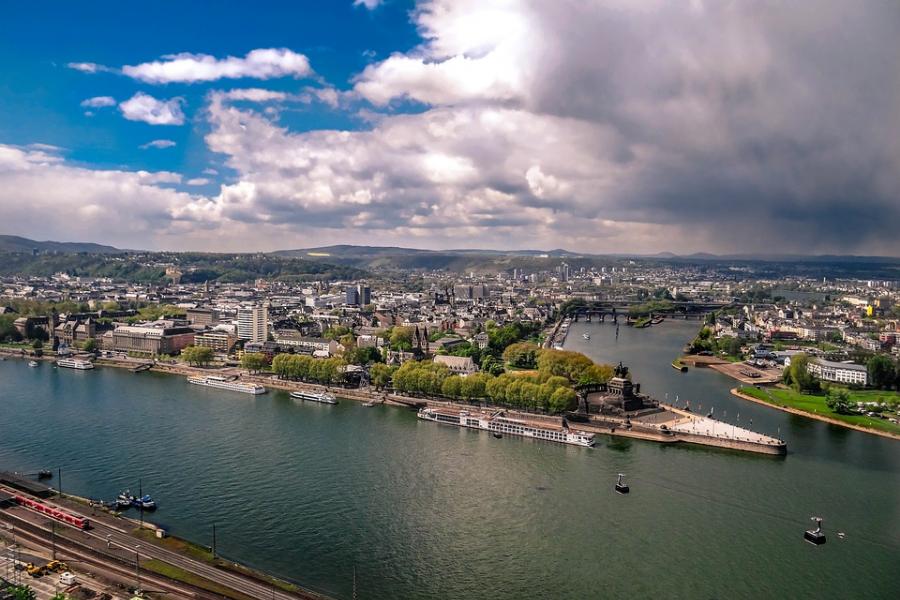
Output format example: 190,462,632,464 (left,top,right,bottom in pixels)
0,322,897,599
